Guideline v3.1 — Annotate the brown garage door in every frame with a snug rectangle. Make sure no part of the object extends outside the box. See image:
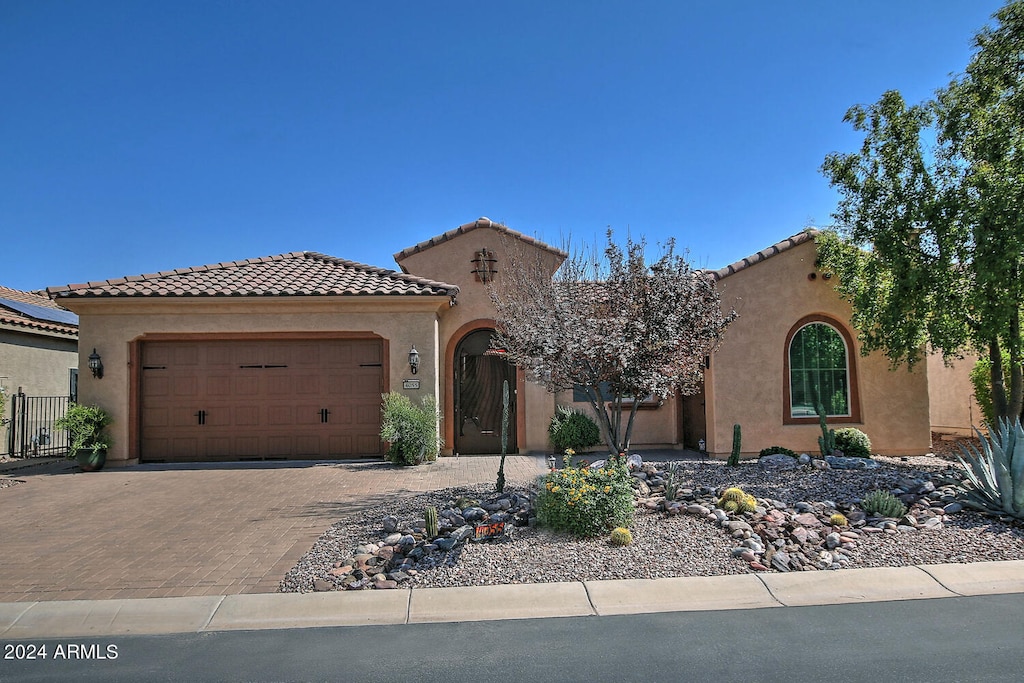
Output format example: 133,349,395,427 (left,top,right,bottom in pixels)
140,339,384,462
